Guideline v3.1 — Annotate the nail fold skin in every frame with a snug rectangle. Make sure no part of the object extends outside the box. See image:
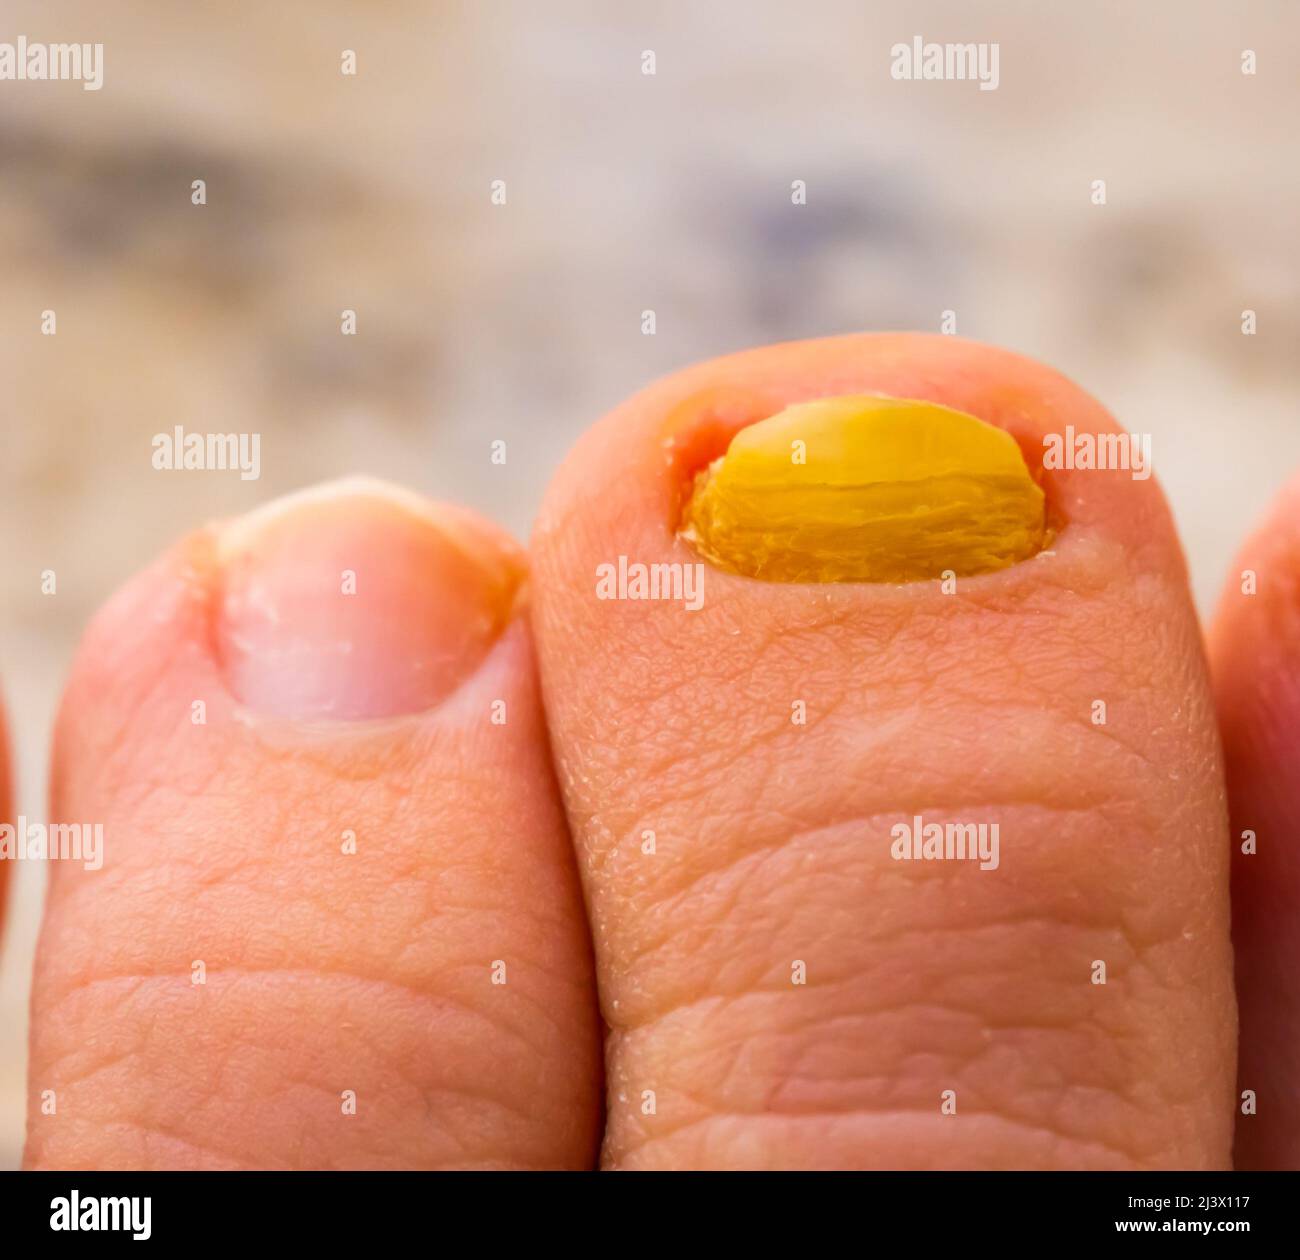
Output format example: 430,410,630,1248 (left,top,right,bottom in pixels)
216,478,523,720
680,395,1047,583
